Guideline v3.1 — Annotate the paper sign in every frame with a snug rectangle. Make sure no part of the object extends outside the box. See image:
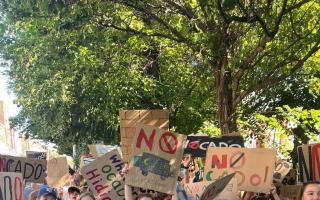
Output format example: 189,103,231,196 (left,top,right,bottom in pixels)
47,157,69,188
204,147,276,193
79,154,95,169
280,185,302,199
26,151,47,160
126,124,186,194
81,149,125,200
200,173,235,200
0,172,24,200
0,154,47,183
282,169,297,185
184,136,244,157
185,181,212,200
131,186,166,199
297,143,320,182
215,177,238,200
88,144,118,158
273,159,291,183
